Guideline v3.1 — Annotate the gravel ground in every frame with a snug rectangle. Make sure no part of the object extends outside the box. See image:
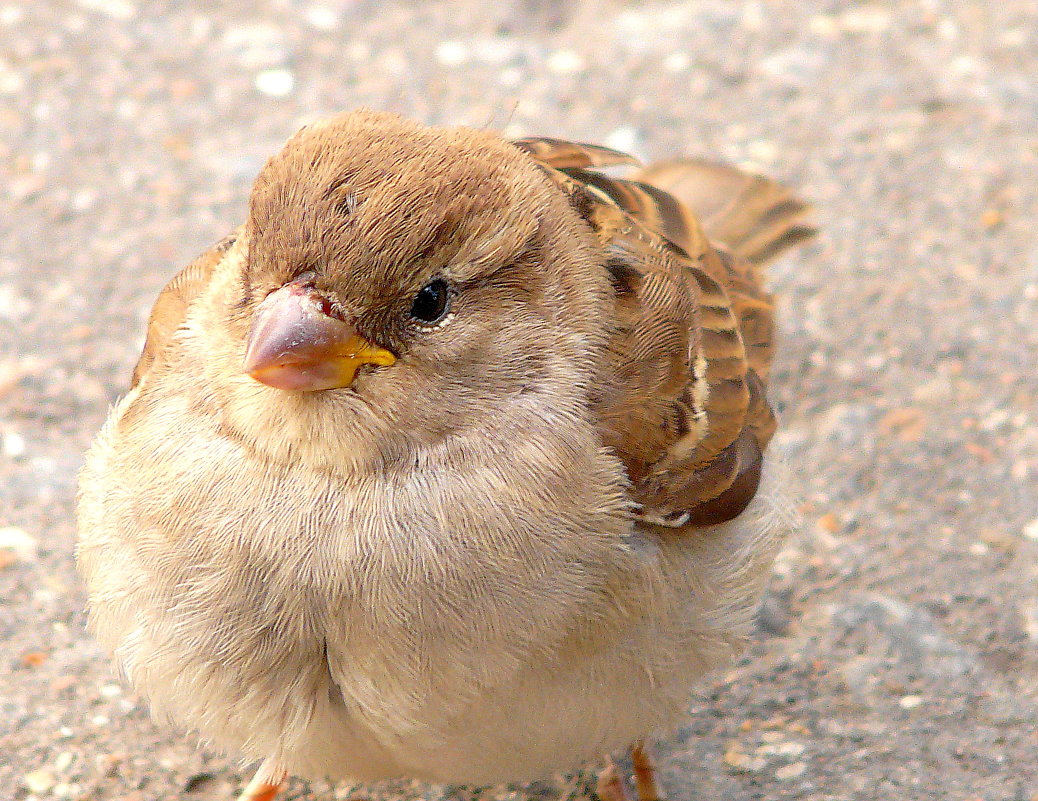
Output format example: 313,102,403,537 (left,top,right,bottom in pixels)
2,1,1037,800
